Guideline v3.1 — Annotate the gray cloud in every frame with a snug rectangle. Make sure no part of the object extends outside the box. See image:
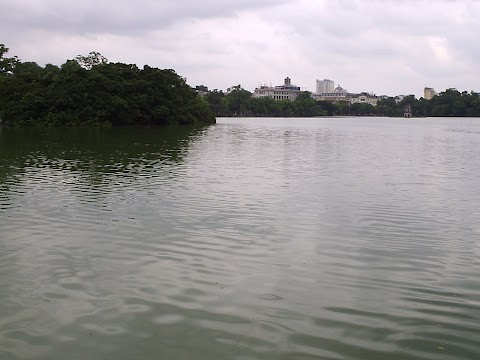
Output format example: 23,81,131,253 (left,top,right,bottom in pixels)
2,0,286,34
1,0,479,97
